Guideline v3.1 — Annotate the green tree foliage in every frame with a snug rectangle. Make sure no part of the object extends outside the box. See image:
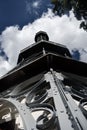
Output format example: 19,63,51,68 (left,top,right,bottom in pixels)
51,0,87,31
